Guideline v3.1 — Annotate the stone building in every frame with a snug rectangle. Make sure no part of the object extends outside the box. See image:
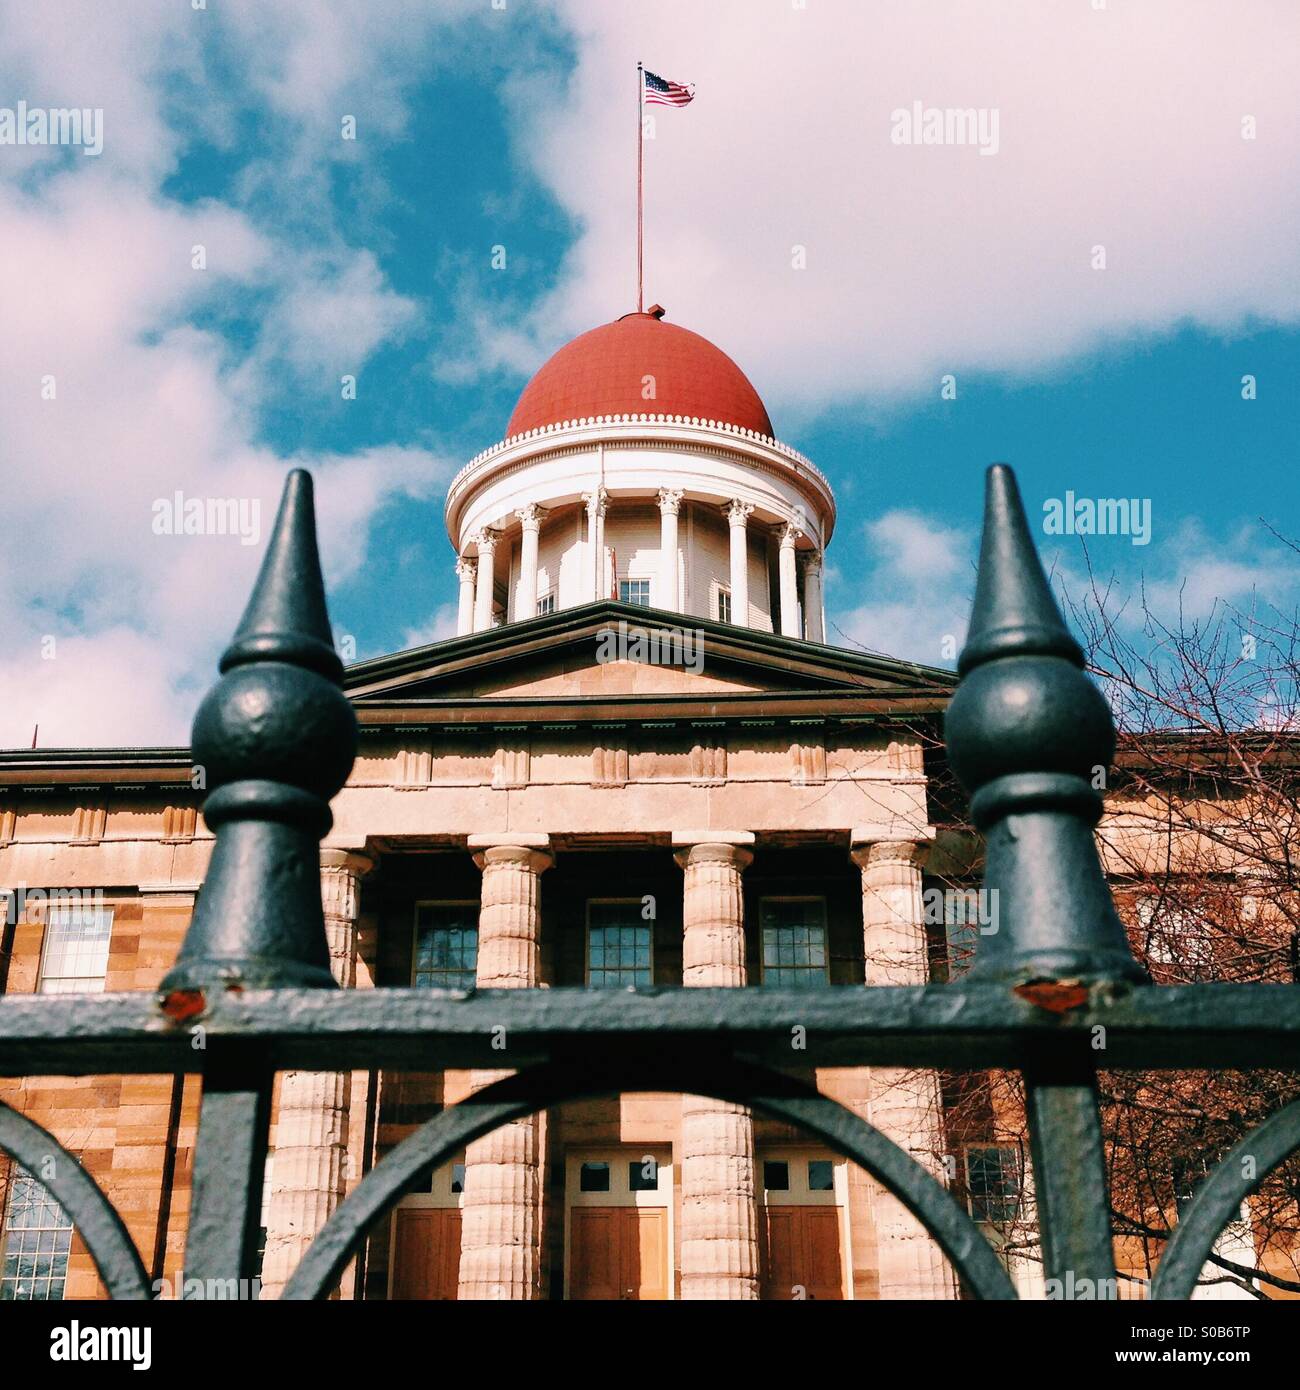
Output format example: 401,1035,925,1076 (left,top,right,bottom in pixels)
0,309,1277,1300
